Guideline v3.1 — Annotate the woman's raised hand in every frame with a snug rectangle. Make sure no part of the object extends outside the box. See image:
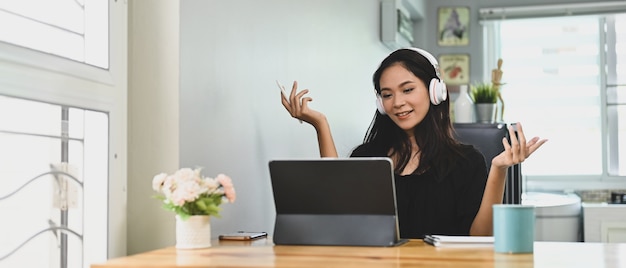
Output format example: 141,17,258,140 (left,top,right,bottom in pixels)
280,81,326,126
492,122,548,169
